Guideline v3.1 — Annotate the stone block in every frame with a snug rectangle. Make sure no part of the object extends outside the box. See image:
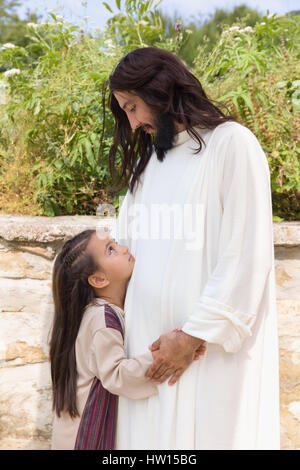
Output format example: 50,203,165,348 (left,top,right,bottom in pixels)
279,346,300,450
0,251,53,280
273,222,300,246
0,362,52,443
274,246,300,300
0,278,53,314
0,214,115,243
0,310,53,361
0,438,50,450
6,341,48,364
277,300,300,337
17,245,56,260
